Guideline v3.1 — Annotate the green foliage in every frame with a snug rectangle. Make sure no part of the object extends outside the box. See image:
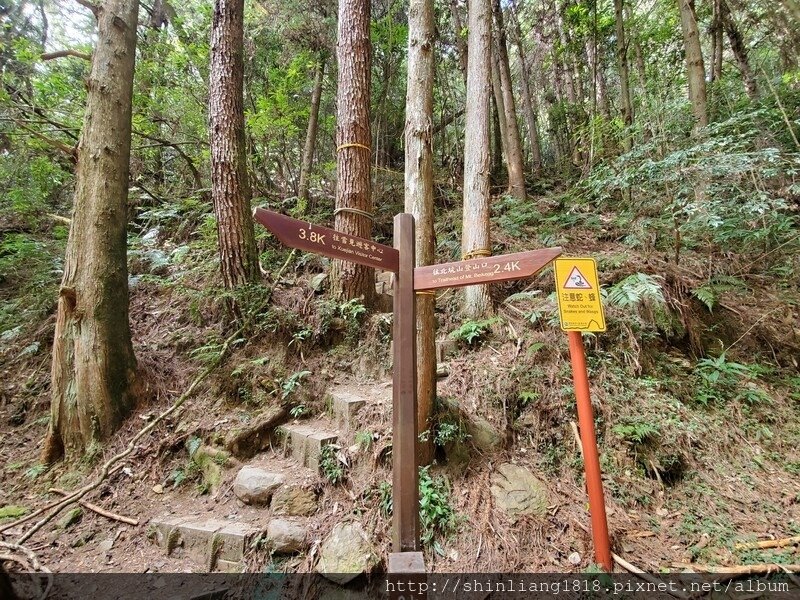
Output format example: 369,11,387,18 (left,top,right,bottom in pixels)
378,481,392,518
319,444,345,484
280,370,311,400
433,418,469,447
606,273,665,308
354,431,375,451
694,354,770,406
449,317,501,346
613,418,661,446
418,466,460,549
692,275,747,312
